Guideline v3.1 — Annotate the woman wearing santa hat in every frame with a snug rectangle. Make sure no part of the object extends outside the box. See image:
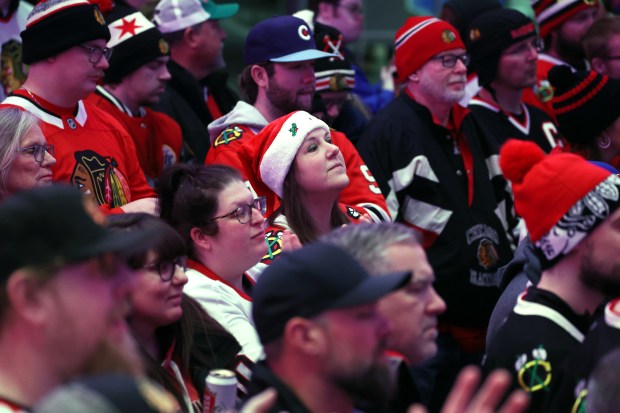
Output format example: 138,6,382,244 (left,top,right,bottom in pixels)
238,110,367,263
